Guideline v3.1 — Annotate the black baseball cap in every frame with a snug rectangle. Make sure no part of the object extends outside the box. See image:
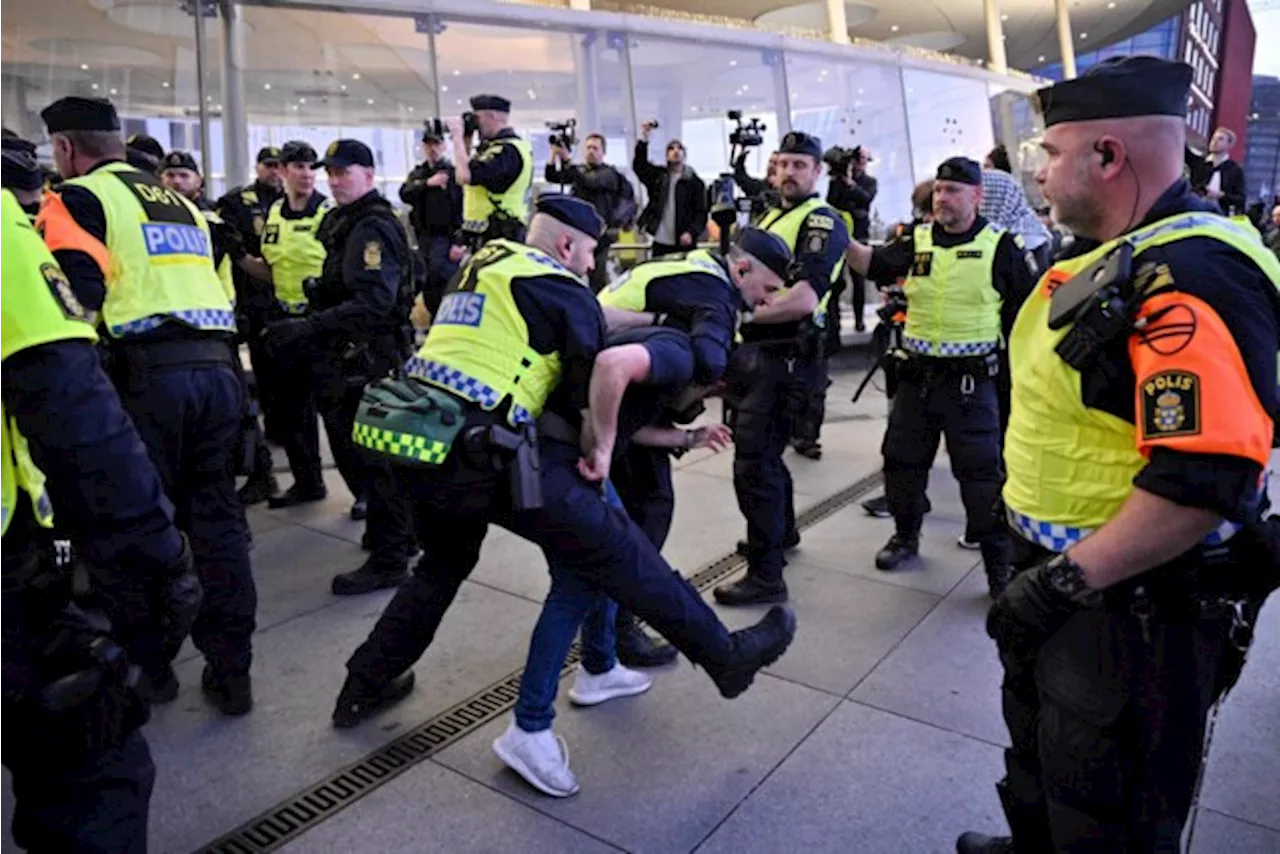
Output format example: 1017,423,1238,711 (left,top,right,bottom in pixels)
257,145,282,164
161,150,200,174
317,139,375,169
778,131,822,160
734,227,793,281
42,96,121,133
535,193,604,240
935,156,982,186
